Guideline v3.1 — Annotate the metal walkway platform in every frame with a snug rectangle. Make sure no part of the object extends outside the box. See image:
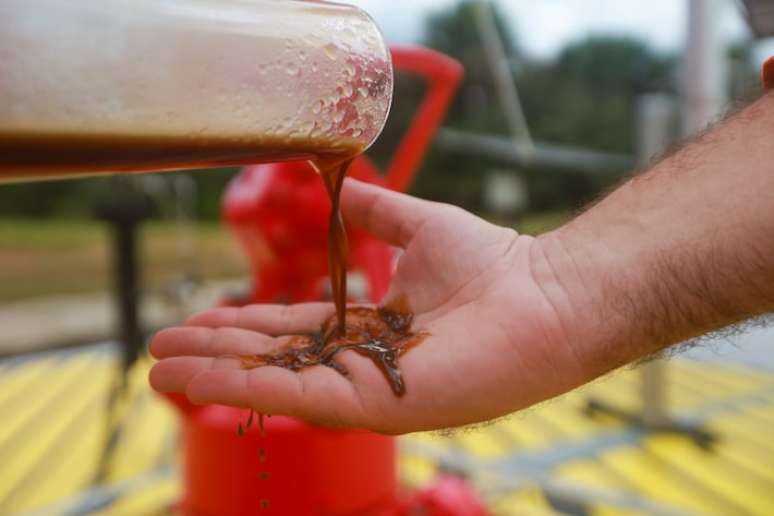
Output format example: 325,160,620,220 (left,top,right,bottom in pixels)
1,343,773,515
